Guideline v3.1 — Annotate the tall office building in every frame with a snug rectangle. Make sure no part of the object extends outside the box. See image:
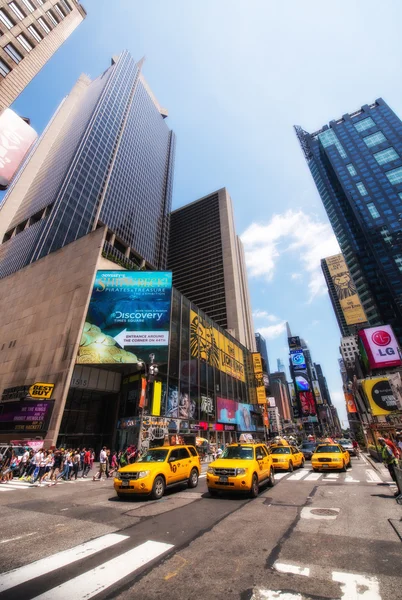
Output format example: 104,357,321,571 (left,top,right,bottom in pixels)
296,98,402,344
0,0,86,113
255,332,270,374
168,188,256,350
0,51,175,277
